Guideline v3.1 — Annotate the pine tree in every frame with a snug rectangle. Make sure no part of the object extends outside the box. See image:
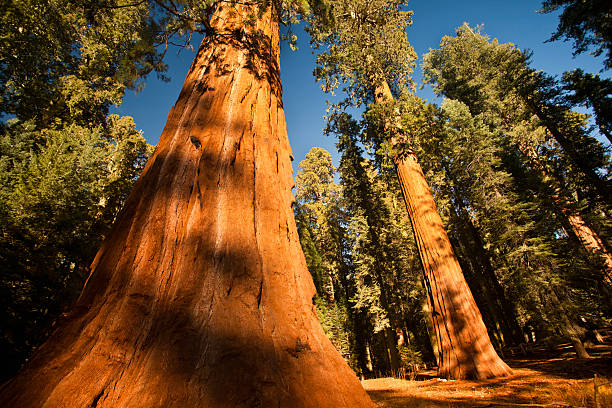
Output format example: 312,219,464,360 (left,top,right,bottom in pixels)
423,24,612,292
1,0,165,380
541,0,612,70
294,148,358,371
0,116,152,380
562,69,612,144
